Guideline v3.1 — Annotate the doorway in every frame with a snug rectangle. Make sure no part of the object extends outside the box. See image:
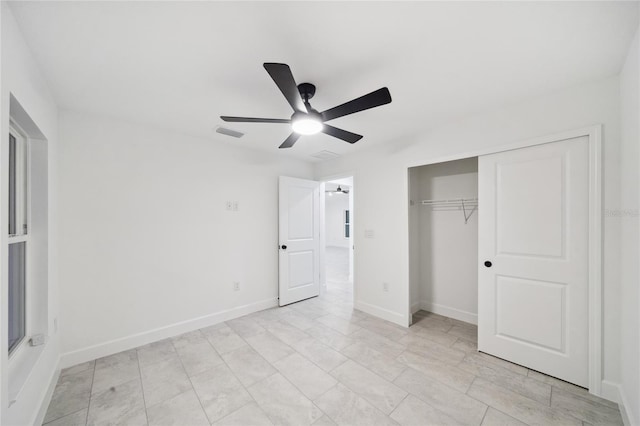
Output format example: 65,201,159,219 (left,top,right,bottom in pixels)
323,176,354,301
277,174,355,307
